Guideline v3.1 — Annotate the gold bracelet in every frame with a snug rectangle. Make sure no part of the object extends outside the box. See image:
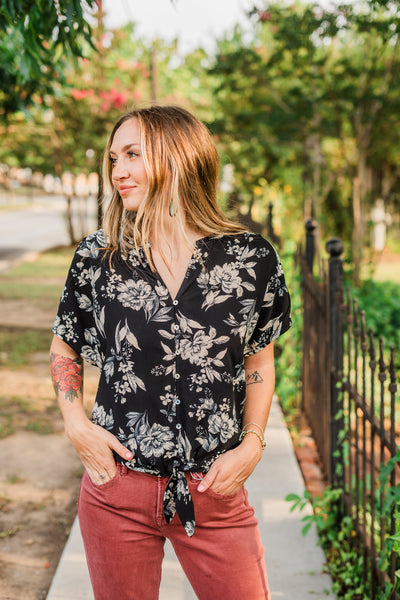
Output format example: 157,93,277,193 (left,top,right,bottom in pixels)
243,422,264,435
239,429,266,450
